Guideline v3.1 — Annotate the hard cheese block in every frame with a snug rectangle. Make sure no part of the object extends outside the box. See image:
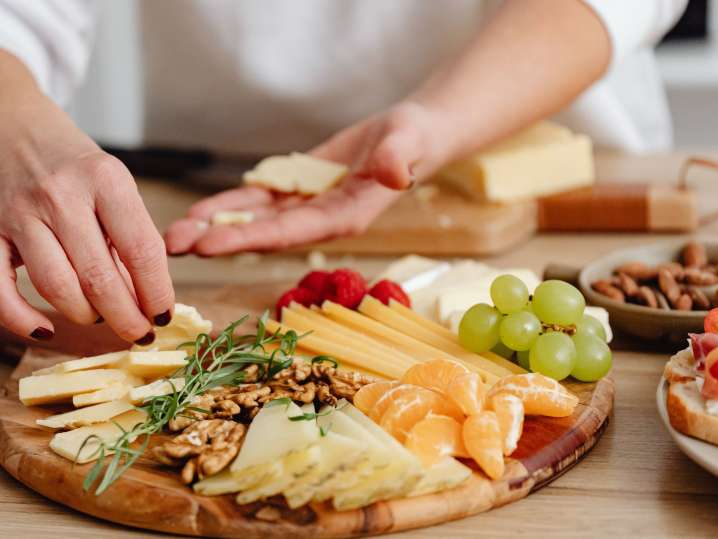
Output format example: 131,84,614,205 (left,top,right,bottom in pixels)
243,152,348,195
19,369,129,406
438,122,594,203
